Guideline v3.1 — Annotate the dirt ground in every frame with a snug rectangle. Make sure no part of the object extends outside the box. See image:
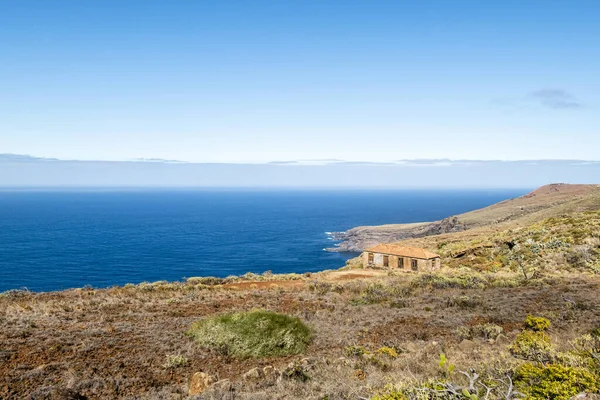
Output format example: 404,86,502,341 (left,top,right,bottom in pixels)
1,269,599,399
